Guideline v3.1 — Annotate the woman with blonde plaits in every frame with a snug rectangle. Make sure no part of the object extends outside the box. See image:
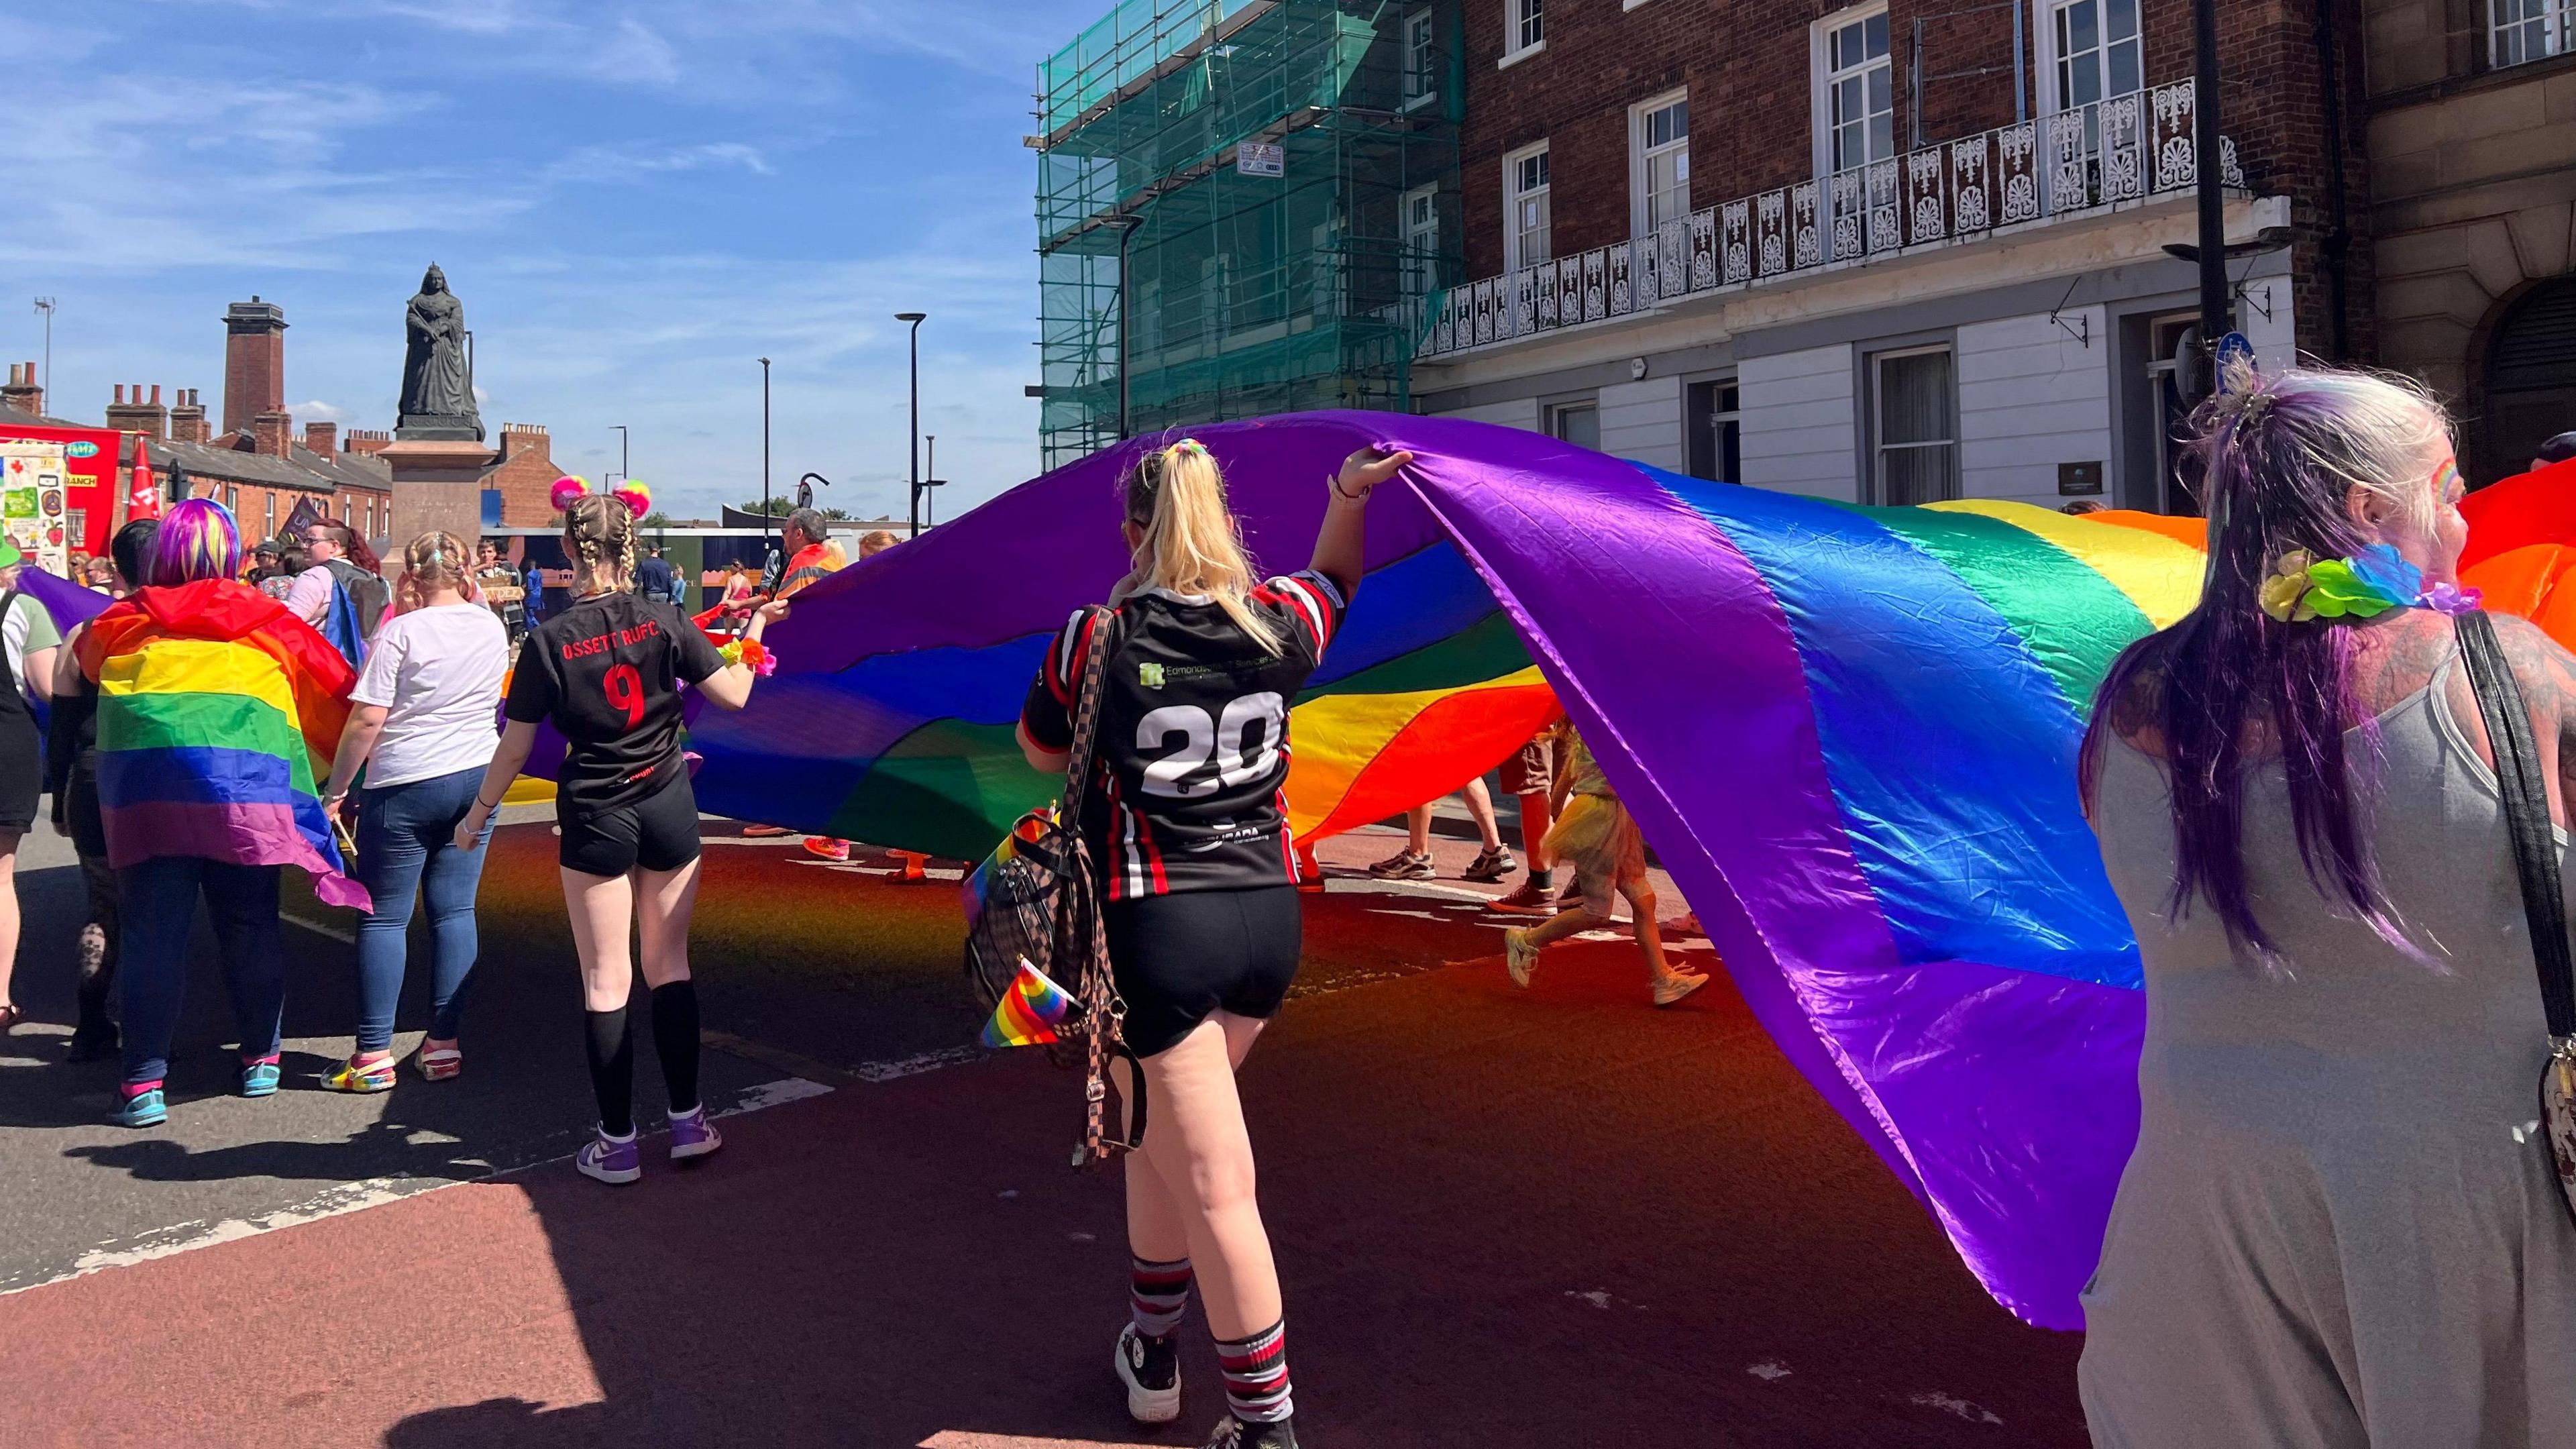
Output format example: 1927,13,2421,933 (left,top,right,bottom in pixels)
317,531,507,1091
460,483,786,1184
1018,436,1404,1449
